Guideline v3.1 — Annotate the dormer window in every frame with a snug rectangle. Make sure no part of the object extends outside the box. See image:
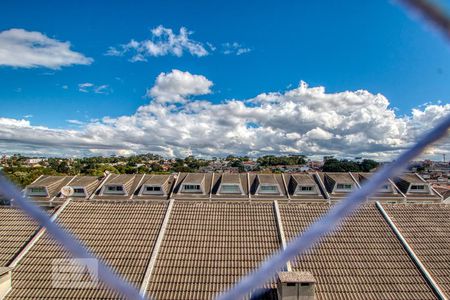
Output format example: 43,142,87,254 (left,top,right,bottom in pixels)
142,185,164,195
146,186,161,192
104,185,125,195
220,184,241,194
409,184,428,193
295,185,316,195
27,187,47,197
182,184,201,192
71,187,86,197
259,185,279,194
410,185,425,190
336,184,352,191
